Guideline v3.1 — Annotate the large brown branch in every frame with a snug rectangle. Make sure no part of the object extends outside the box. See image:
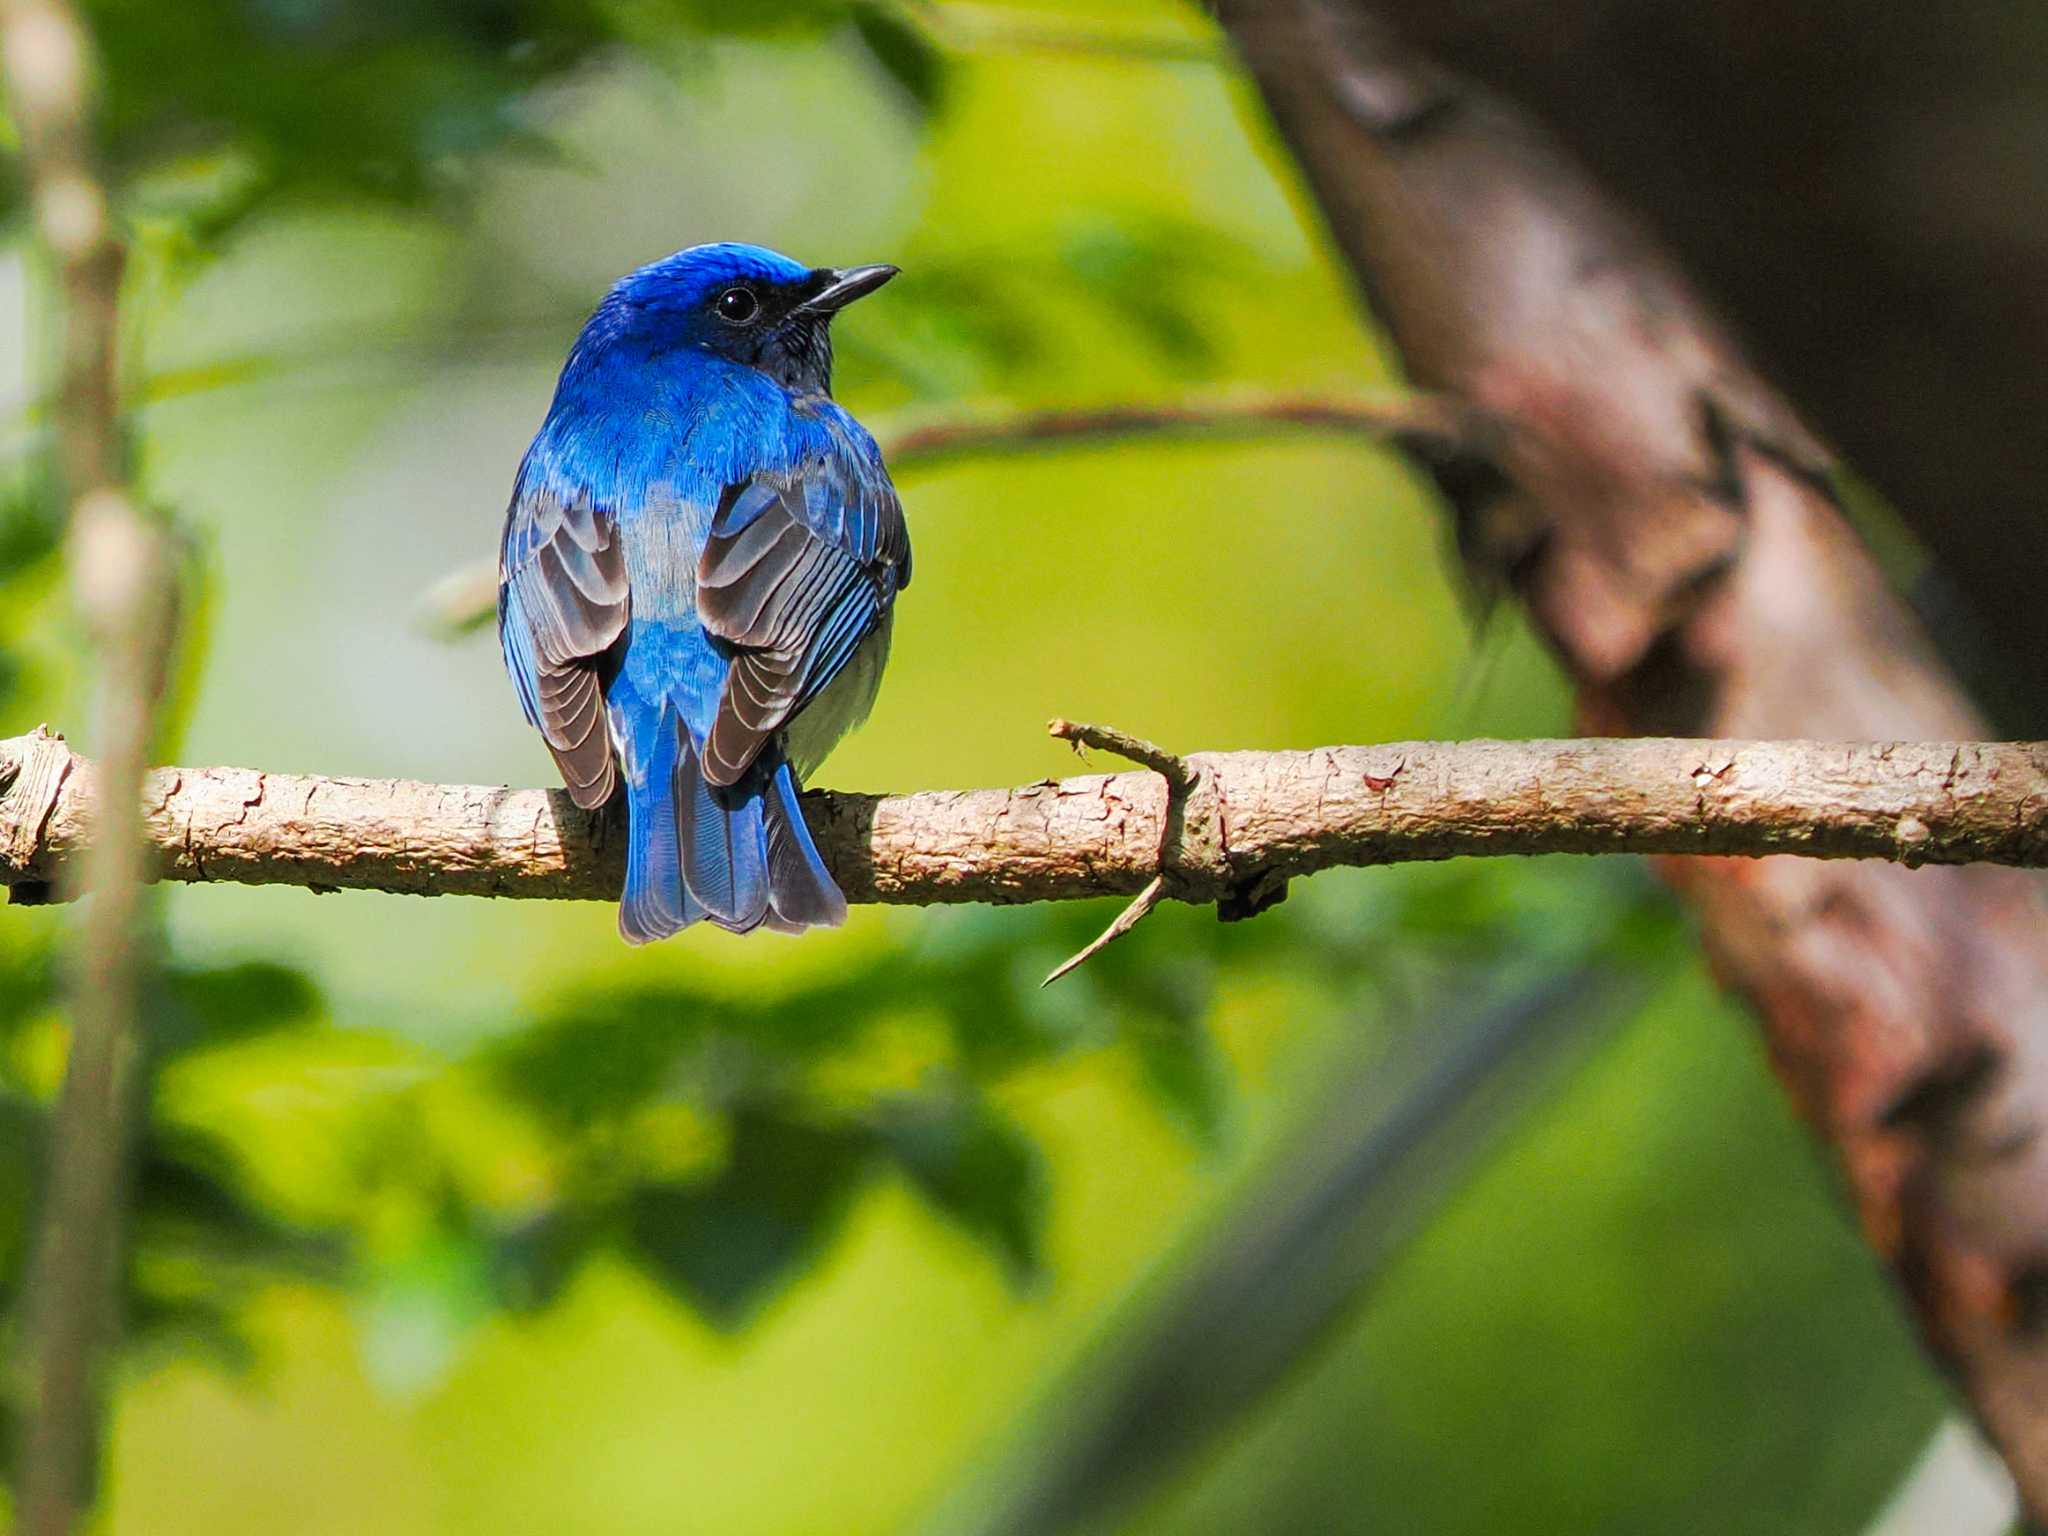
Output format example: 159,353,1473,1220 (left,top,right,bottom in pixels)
1216,0,2048,1517
8,730,2048,909
1348,2,2048,733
